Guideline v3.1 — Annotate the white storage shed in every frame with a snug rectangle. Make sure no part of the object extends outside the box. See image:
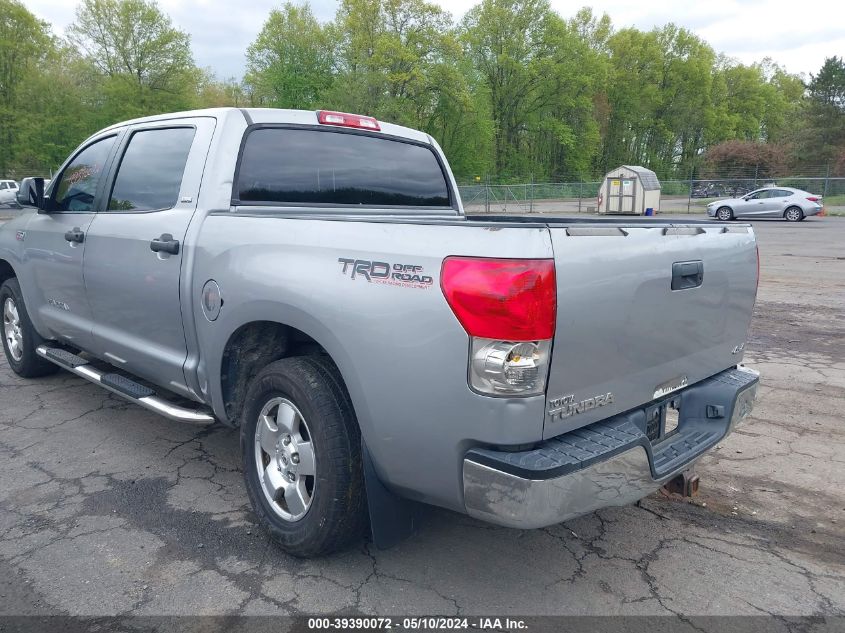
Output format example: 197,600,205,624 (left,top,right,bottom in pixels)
597,165,661,215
